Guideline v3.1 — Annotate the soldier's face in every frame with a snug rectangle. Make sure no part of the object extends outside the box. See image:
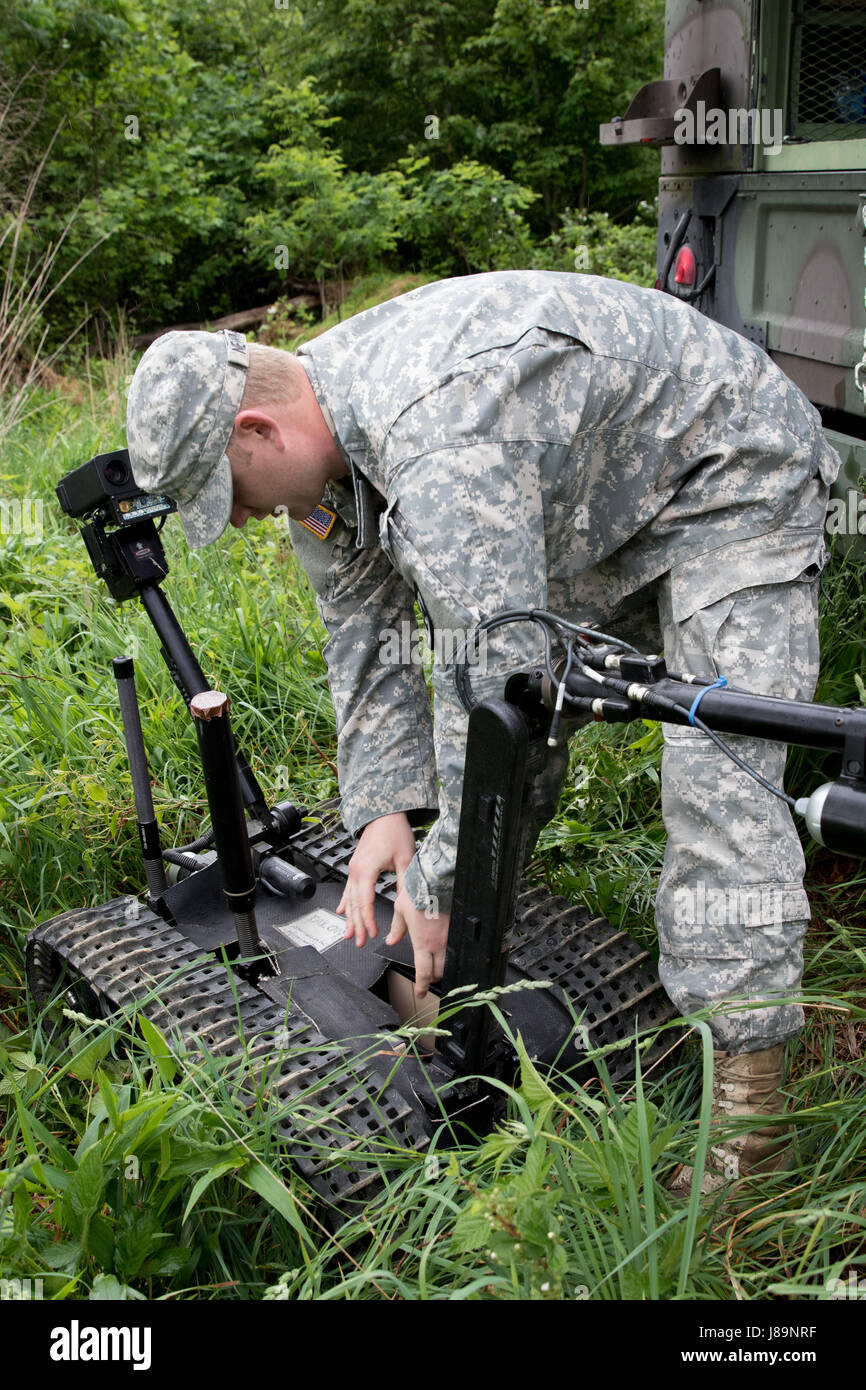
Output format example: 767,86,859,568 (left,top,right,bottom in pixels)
227,405,338,526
